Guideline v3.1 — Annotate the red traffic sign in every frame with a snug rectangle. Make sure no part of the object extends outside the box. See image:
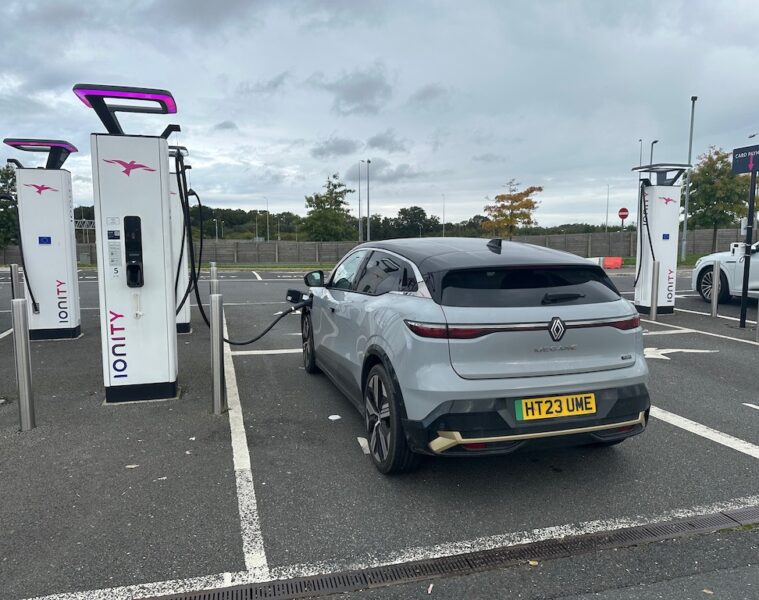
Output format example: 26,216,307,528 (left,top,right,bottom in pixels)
618,207,629,220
